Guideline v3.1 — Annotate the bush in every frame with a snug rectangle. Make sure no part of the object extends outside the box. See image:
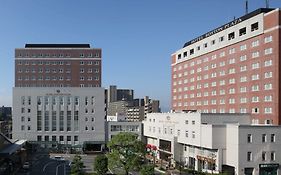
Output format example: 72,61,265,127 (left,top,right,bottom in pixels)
140,164,154,175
